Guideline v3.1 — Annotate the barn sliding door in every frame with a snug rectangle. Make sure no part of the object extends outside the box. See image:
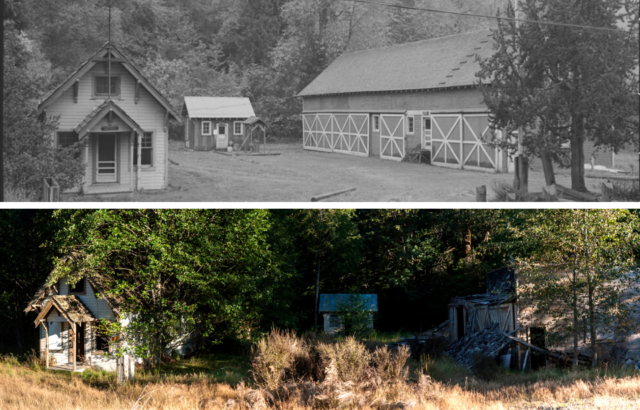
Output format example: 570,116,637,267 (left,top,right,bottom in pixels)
303,114,333,152
303,113,370,156
431,113,500,172
462,115,500,171
332,114,370,157
380,115,405,161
